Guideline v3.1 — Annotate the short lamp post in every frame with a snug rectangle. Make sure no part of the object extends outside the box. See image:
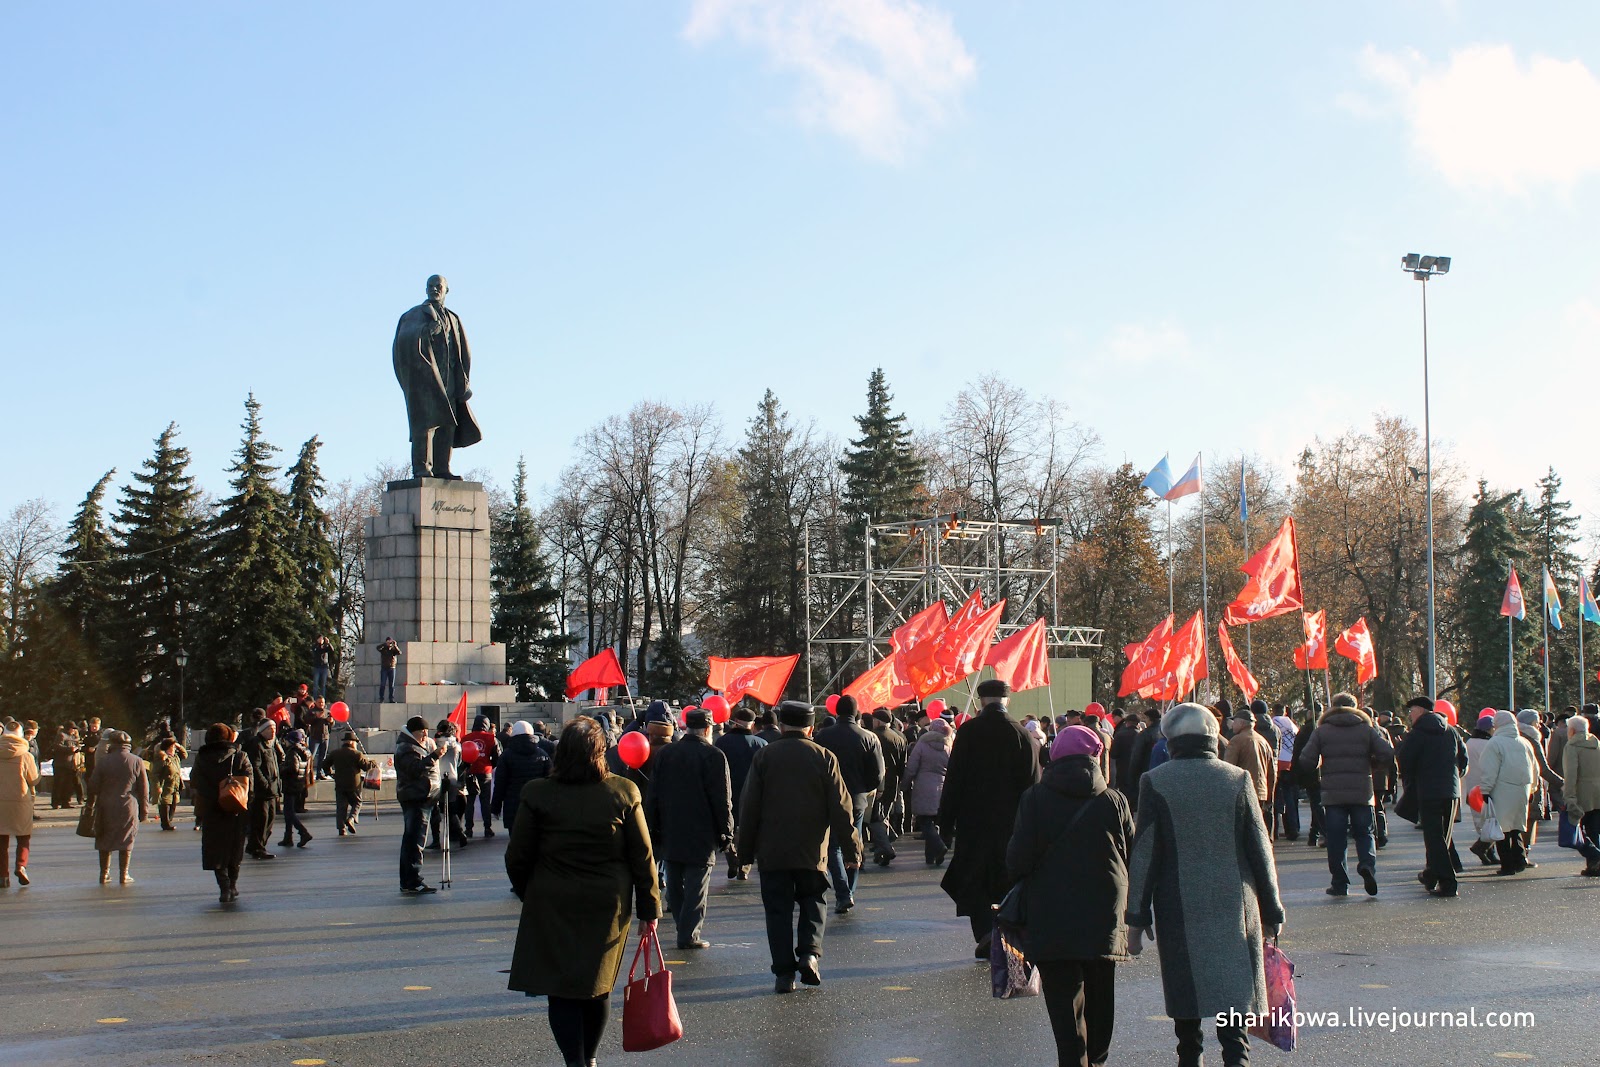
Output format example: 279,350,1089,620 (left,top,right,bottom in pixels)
1401,253,1450,700
175,648,189,726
